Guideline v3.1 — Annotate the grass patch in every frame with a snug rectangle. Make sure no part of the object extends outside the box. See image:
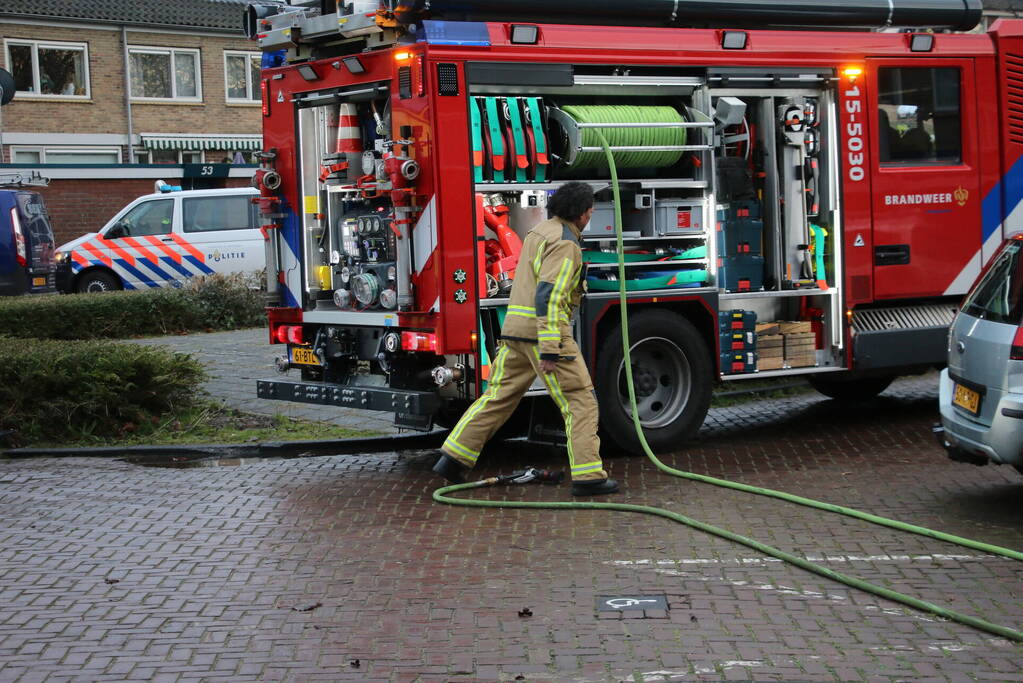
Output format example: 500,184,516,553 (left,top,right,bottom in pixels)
17,401,378,449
